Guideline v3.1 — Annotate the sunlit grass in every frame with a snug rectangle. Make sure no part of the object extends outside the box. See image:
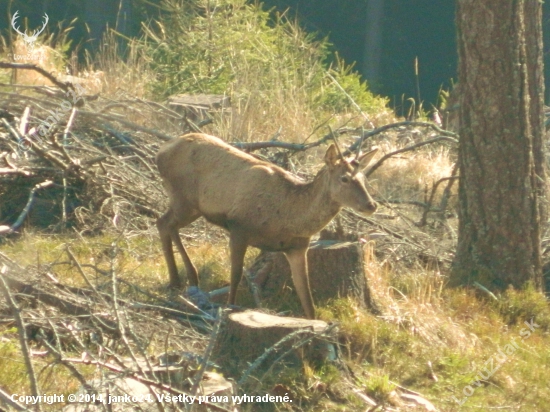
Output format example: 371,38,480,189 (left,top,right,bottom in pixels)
0,329,92,403
1,228,549,411
0,5,547,406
